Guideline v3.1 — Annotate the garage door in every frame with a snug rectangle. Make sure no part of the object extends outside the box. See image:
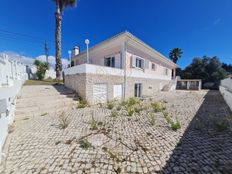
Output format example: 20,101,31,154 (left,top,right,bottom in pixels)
113,84,123,100
93,84,107,103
